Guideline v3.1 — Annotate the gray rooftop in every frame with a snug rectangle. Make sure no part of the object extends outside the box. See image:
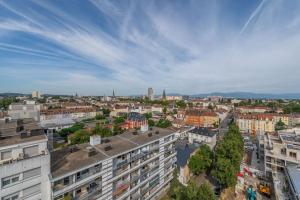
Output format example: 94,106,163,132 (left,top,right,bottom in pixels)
51,127,177,178
188,127,217,137
286,165,300,198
